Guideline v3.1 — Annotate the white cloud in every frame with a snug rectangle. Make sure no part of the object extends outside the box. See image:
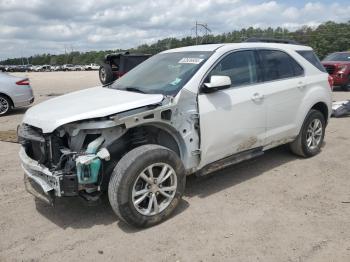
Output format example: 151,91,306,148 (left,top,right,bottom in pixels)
282,7,299,20
0,0,349,60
